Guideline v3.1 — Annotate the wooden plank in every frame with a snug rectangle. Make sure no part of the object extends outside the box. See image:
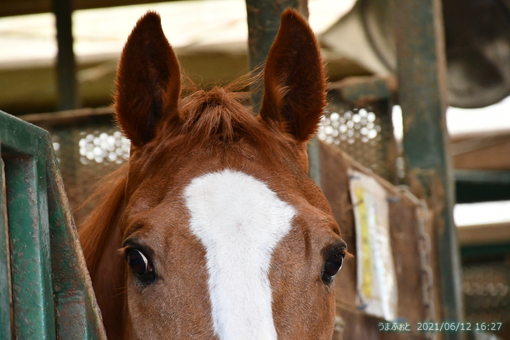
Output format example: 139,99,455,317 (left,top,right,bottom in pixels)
0,0,178,17
20,107,114,128
0,52,370,115
318,141,432,339
327,75,397,103
458,223,510,246
393,0,464,333
453,139,510,170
